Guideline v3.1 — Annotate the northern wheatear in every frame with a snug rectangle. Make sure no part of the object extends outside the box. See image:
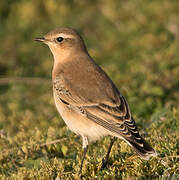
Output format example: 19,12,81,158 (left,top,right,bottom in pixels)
35,28,157,172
